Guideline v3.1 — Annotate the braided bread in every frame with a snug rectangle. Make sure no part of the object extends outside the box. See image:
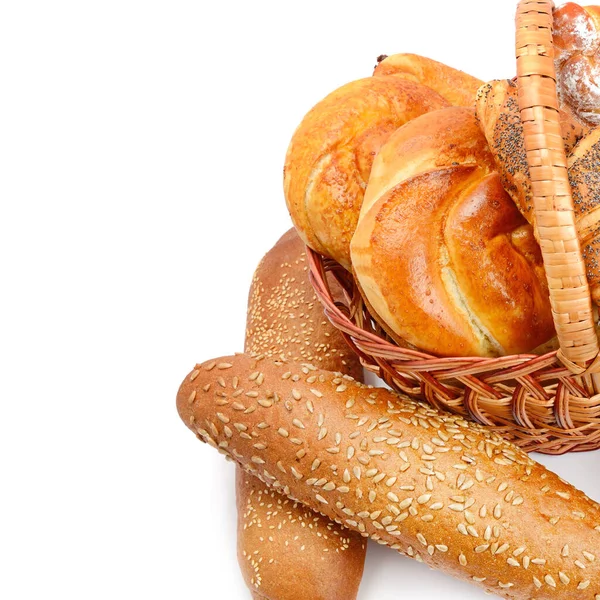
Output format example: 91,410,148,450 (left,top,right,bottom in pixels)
351,106,554,357
283,77,448,270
